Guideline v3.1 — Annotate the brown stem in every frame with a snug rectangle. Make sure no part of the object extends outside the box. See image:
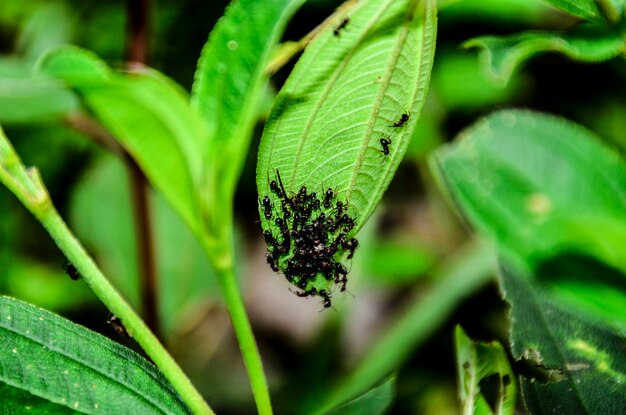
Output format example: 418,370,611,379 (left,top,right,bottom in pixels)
124,0,160,339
